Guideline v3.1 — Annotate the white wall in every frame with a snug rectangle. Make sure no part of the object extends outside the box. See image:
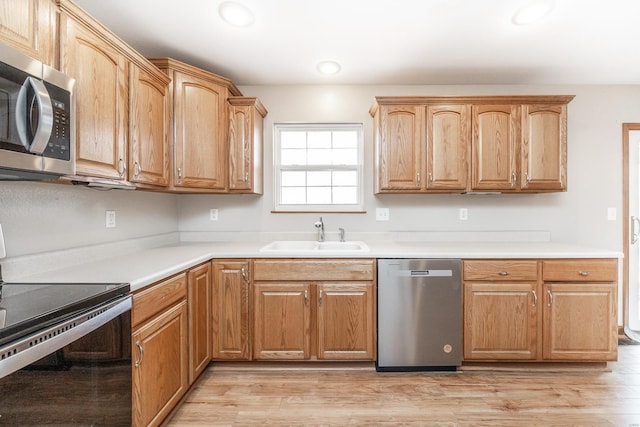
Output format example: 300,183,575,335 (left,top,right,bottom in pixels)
0,182,179,257
1,84,637,258
178,84,640,251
